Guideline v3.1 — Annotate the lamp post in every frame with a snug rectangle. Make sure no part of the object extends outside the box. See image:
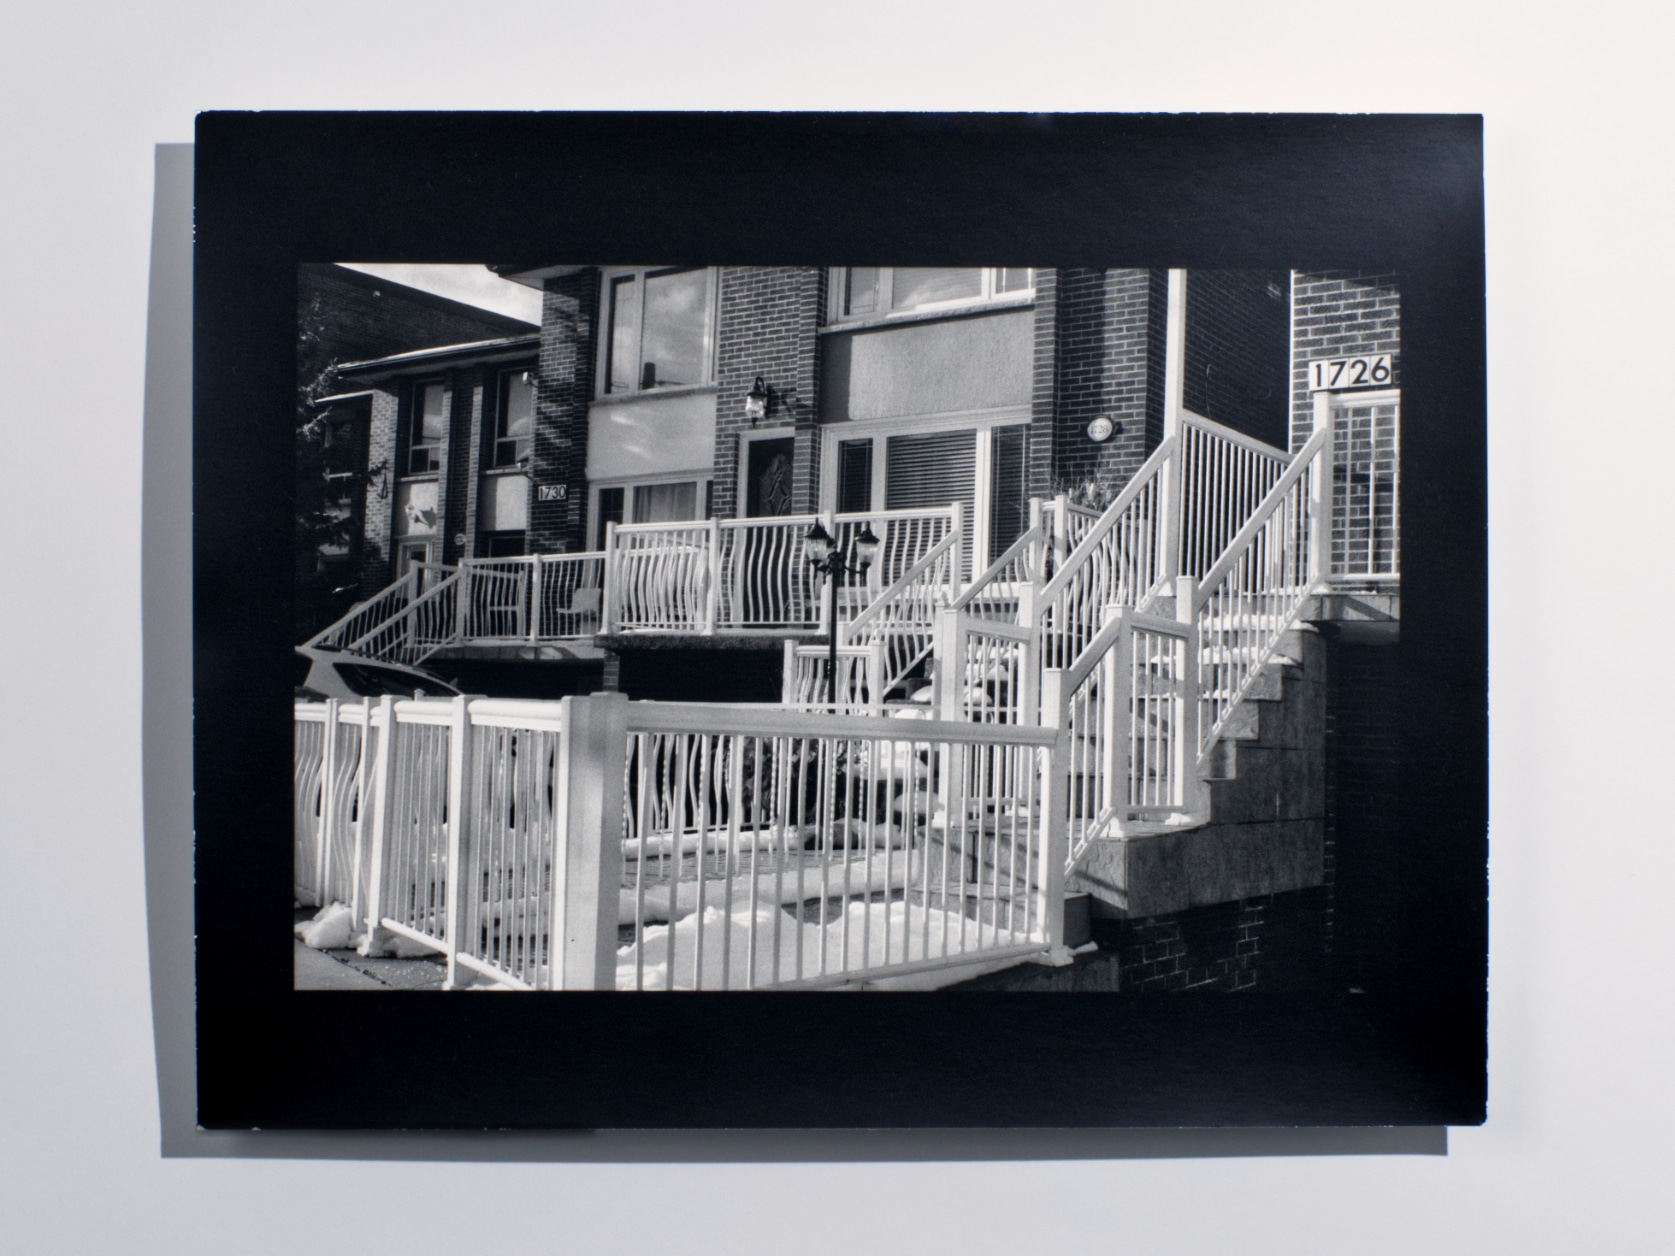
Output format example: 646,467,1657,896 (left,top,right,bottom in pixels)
803,520,881,709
